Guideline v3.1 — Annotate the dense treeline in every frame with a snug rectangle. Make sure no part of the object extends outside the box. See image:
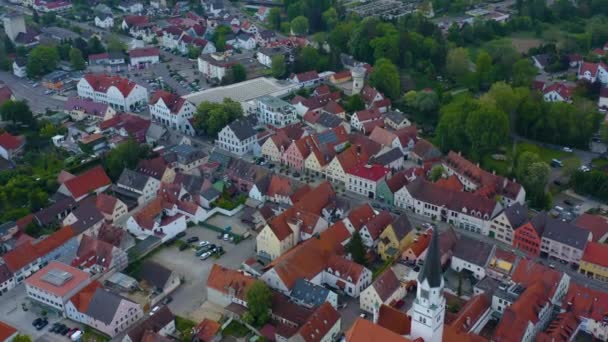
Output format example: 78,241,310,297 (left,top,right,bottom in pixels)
571,170,608,202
